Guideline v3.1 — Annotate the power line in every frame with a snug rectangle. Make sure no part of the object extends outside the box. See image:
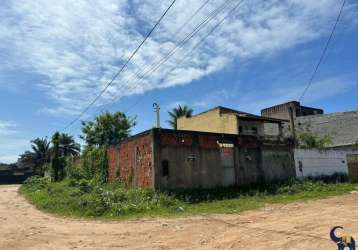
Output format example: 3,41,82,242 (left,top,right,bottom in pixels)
61,0,177,131
98,0,235,115
298,0,346,101
65,0,216,135
124,0,245,113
